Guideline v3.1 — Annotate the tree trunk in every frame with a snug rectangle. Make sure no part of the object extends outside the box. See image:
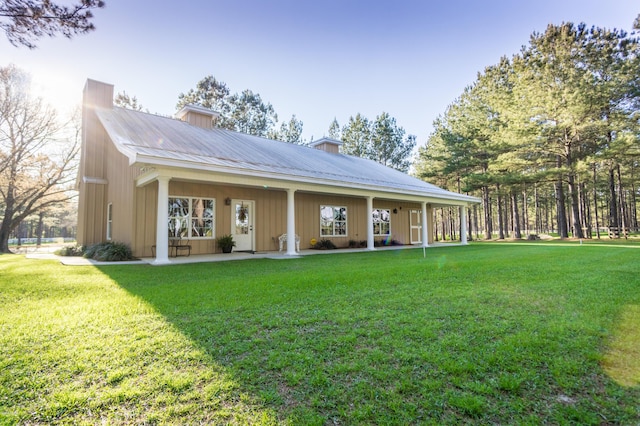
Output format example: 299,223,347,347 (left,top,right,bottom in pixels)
473,204,479,239
522,189,528,237
608,164,618,230
617,164,628,238
497,184,505,239
482,186,492,239
593,164,600,239
511,191,521,239
582,182,592,238
36,211,45,246
554,177,569,238
567,172,584,238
